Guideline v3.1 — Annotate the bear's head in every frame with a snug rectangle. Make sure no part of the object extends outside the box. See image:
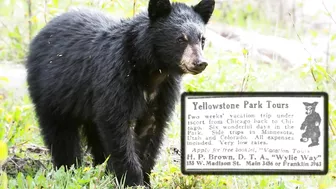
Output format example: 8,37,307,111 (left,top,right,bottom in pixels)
303,102,318,115
147,0,215,75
